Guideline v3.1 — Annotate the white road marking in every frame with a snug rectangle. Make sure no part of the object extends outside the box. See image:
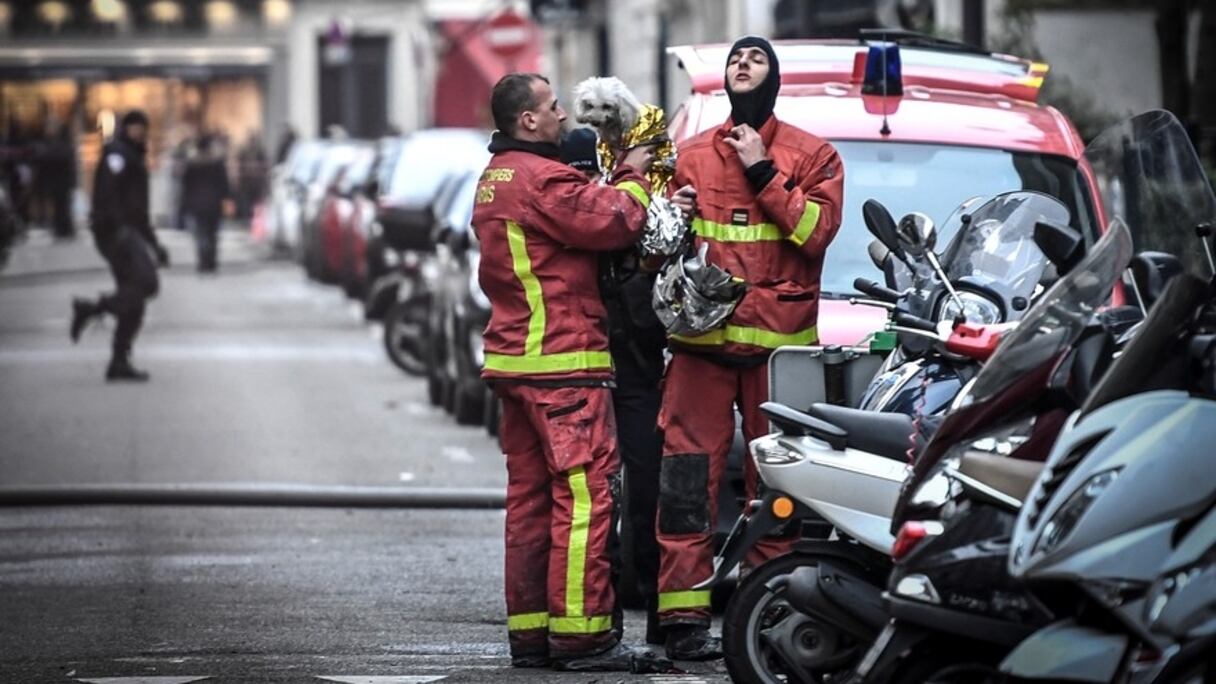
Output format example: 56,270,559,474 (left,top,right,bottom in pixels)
398,472,416,482
315,677,446,684
75,678,210,684
441,446,474,463
405,402,433,416
649,677,711,683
